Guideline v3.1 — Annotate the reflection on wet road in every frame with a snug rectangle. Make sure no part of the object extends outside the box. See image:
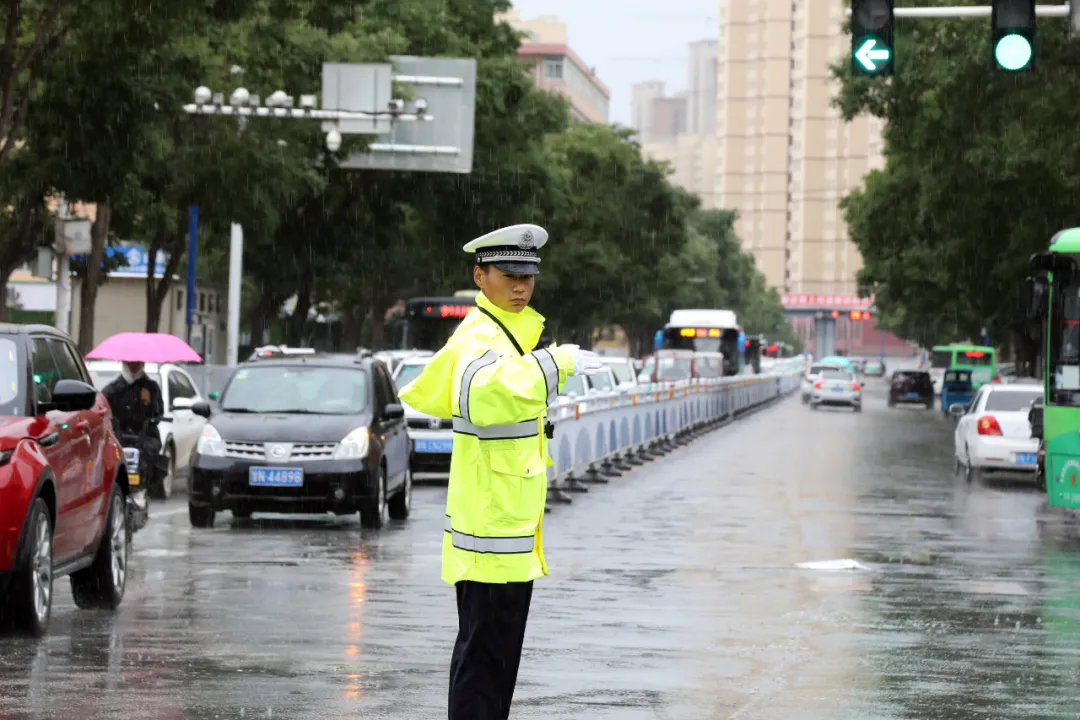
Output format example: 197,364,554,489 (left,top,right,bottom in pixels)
4,379,1080,719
